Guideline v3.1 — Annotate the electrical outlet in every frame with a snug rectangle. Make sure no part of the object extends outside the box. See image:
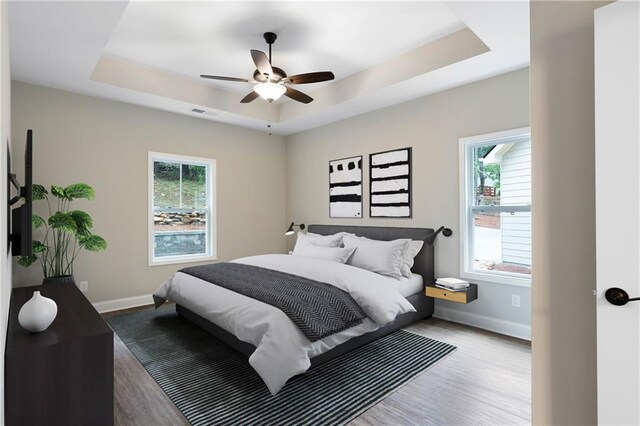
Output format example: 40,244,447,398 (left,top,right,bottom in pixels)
511,294,521,308
78,281,88,292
